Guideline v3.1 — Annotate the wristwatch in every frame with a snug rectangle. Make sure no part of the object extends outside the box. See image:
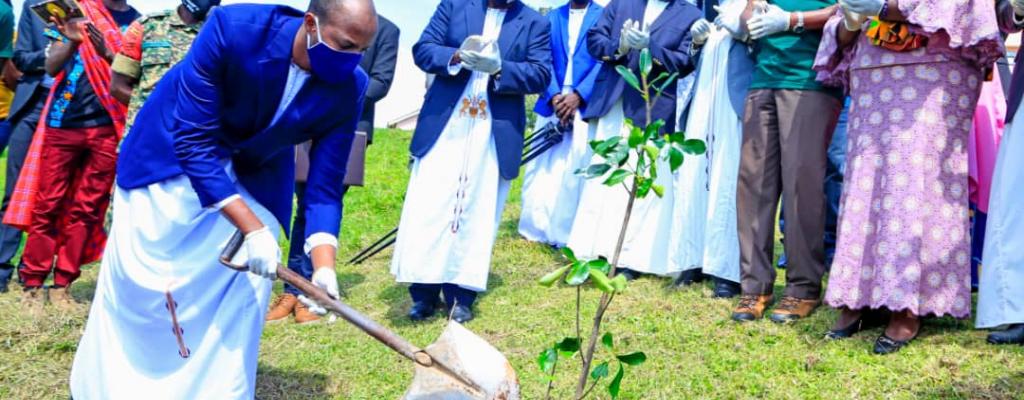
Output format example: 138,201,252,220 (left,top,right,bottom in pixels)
793,11,806,34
